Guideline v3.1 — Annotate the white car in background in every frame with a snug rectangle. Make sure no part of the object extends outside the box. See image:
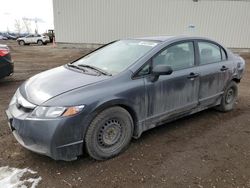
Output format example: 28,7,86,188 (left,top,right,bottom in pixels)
0,35,8,40
17,34,50,46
